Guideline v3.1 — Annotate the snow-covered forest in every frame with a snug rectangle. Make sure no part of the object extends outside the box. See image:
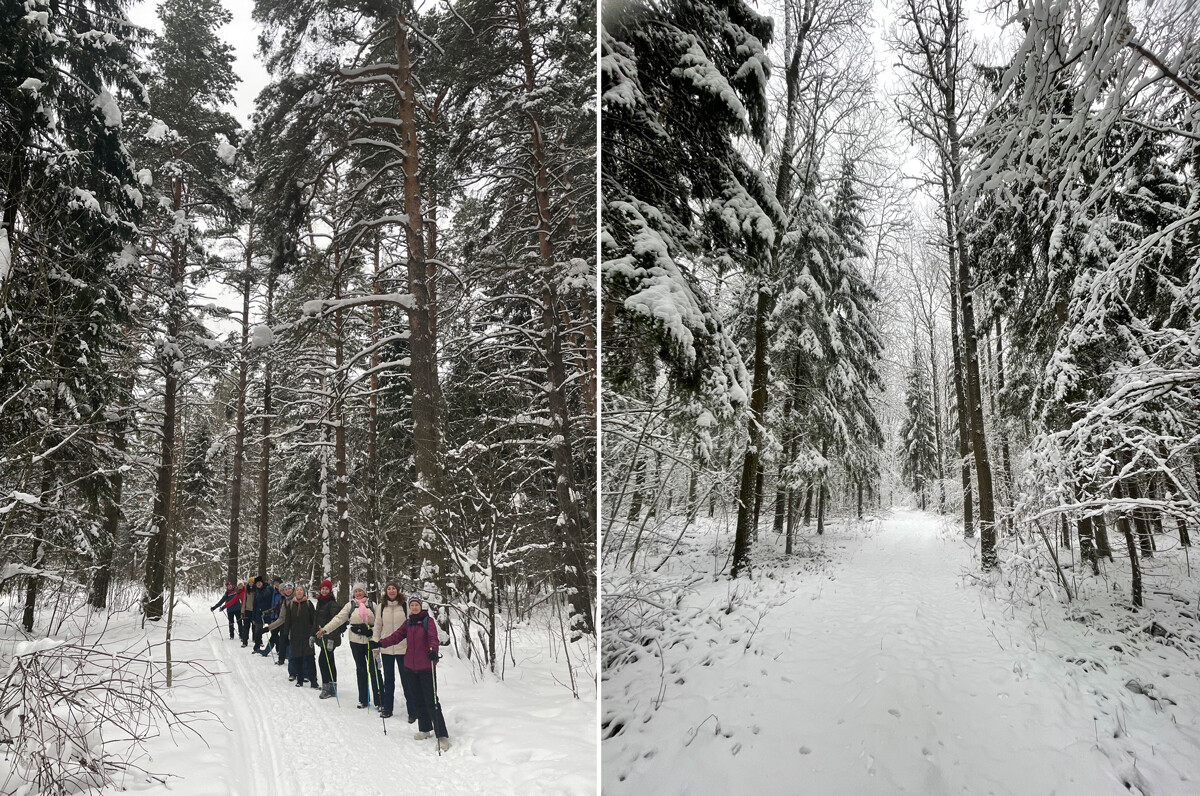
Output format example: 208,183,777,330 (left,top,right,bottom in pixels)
0,0,597,792
601,0,1200,791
